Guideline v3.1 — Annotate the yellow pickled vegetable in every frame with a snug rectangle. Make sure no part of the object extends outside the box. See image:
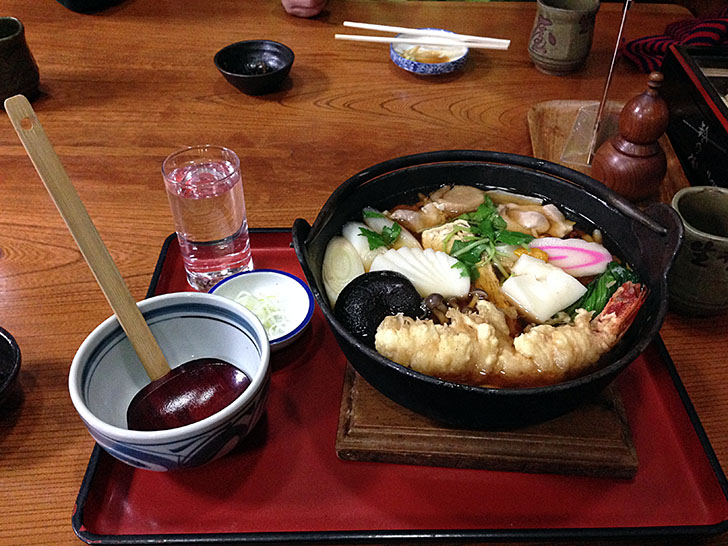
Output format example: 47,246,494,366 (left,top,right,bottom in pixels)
514,247,549,262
